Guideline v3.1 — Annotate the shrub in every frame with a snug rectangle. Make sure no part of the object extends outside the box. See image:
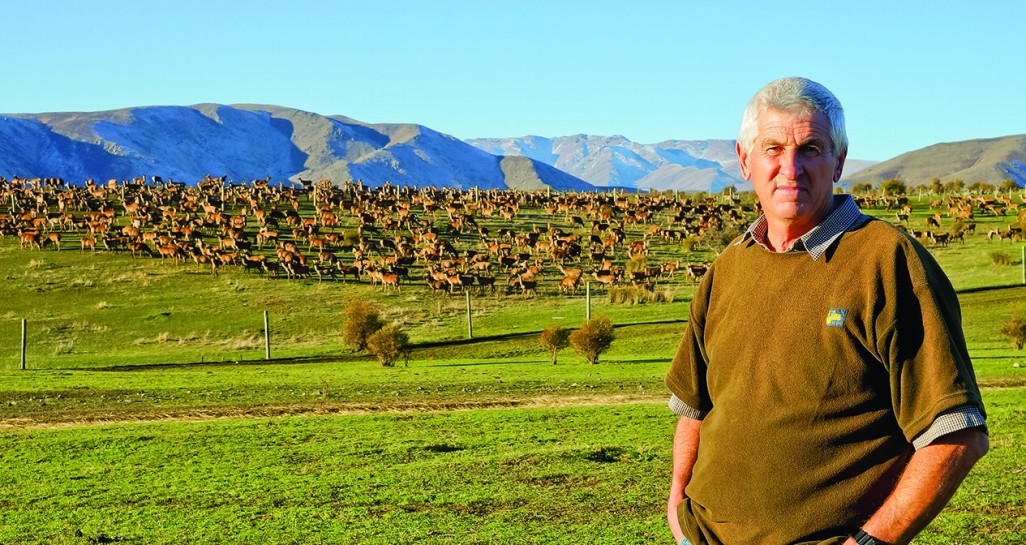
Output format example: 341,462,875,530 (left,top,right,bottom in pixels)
366,324,410,366
701,222,746,255
881,179,907,196
991,251,1012,266
1000,309,1026,349
341,229,362,247
341,299,383,352
570,316,615,364
851,182,874,194
539,325,571,364
625,257,647,274
999,179,1021,192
